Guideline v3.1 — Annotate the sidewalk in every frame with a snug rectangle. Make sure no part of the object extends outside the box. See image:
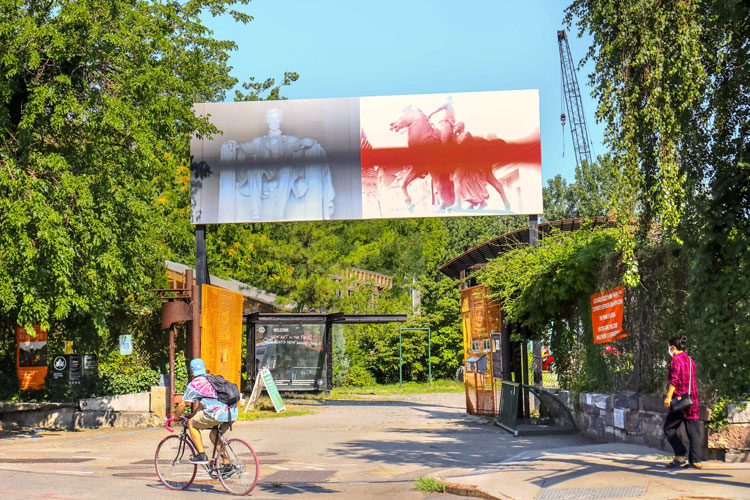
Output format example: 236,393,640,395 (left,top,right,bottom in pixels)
444,443,750,500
